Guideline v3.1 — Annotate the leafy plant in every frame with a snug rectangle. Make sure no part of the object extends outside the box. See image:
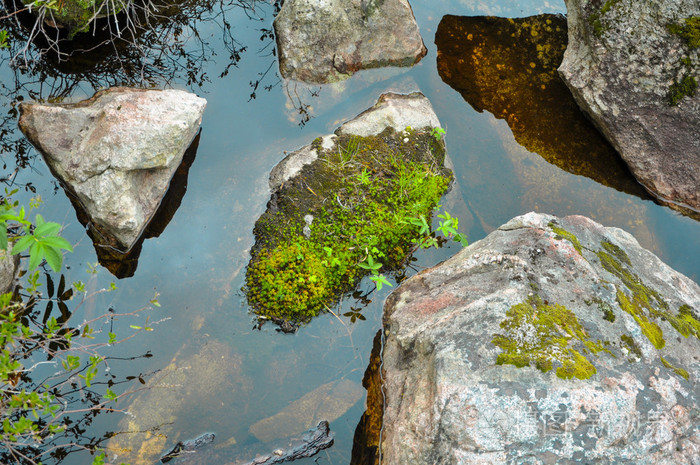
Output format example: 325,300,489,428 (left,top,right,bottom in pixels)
0,30,8,48
430,127,446,141
0,195,154,465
